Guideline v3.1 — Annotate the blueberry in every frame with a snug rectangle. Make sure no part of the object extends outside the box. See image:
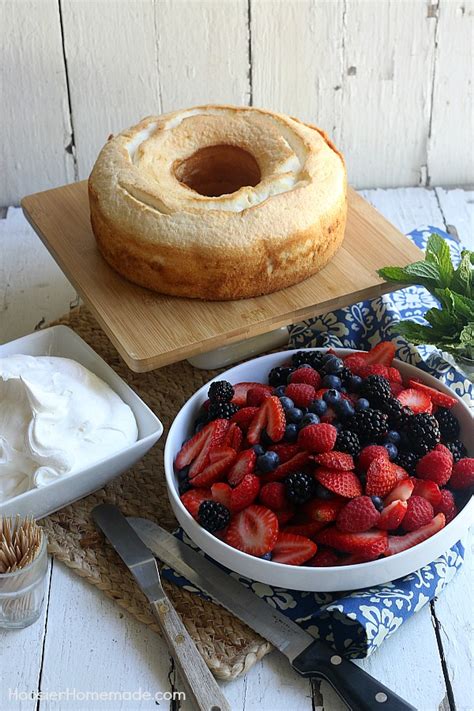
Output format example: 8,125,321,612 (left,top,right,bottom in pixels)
257,451,280,473
286,407,304,424
177,467,190,482
324,356,344,374
279,396,295,411
252,444,265,456
274,385,286,397
178,479,191,495
301,412,320,427
336,399,355,419
261,552,272,561
309,399,328,416
371,496,384,512
314,482,334,499
322,352,336,364
384,443,398,461
284,423,299,443
385,430,401,445
322,374,342,390
355,397,370,412
261,430,274,446
323,389,341,406
349,375,363,392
